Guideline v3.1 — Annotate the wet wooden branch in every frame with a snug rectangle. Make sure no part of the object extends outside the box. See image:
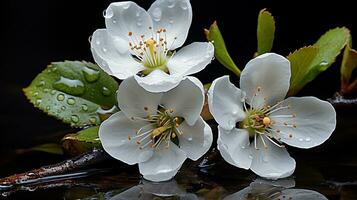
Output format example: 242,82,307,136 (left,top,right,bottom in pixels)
328,93,357,106
0,148,109,189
